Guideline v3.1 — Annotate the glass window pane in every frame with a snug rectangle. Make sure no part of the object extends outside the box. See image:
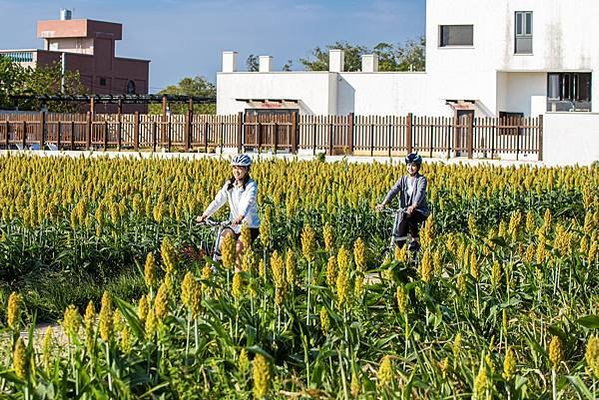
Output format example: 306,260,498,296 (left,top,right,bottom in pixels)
525,13,533,35
578,73,592,101
440,25,473,46
516,13,523,35
548,74,560,100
